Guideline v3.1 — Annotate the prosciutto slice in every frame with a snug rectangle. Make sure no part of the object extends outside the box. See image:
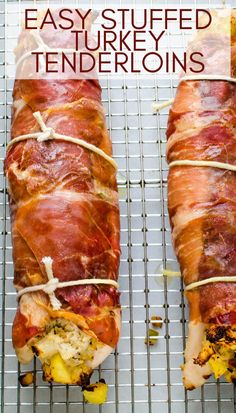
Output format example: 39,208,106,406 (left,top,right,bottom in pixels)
5,10,120,386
